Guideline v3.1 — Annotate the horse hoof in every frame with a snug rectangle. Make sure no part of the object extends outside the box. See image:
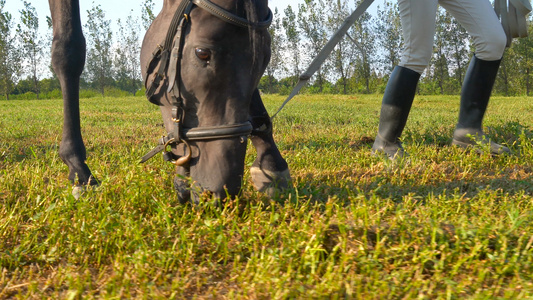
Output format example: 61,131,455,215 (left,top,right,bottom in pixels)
72,184,98,200
173,176,192,204
72,186,83,200
251,167,291,197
